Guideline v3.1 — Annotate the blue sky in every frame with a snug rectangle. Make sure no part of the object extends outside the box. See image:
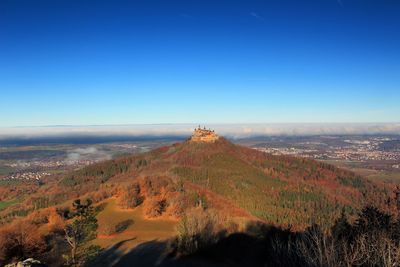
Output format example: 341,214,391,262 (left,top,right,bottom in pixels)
0,0,399,127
